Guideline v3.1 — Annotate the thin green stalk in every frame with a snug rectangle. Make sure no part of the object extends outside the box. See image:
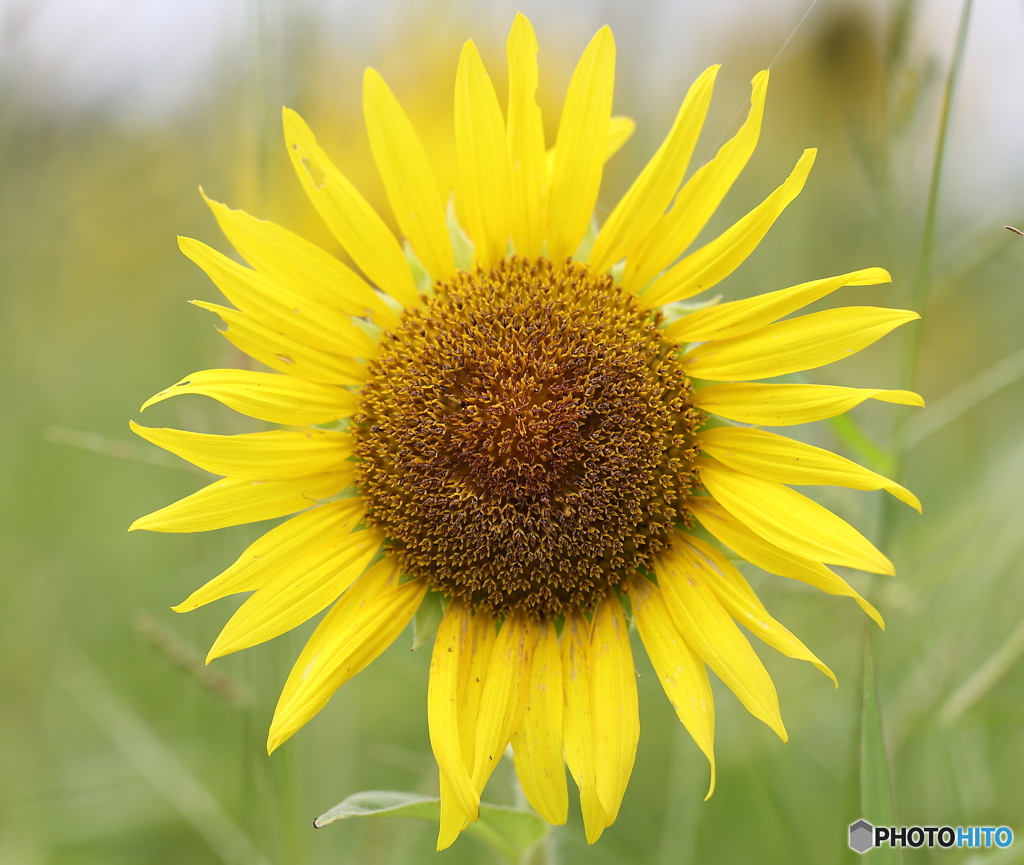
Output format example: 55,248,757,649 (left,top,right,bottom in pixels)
240,1,308,861
858,6,974,852
860,624,900,865
881,0,974,546
896,0,974,429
